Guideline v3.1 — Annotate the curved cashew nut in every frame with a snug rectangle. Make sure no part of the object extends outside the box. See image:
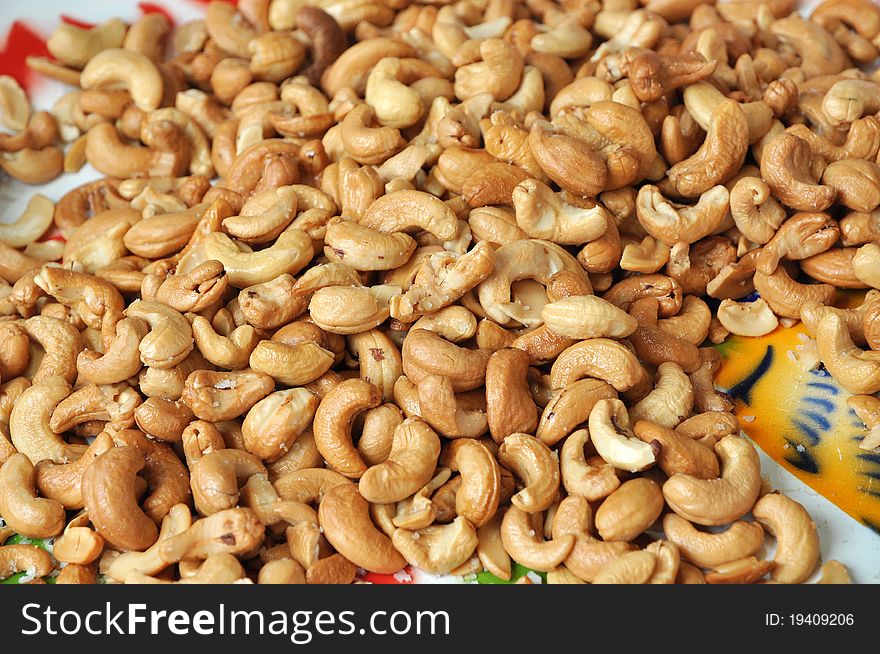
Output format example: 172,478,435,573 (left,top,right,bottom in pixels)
752,492,820,584
716,298,779,337
633,420,720,479
588,399,656,472
49,382,140,433
550,339,649,394
0,194,54,248
0,544,54,581
439,439,501,528
816,312,880,395
636,184,730,246
0,453,65,538
242,388,319,461
498,434,560,514
318,482,406,574
34,431,114,509
82,446,160,551
729,177,787,244
512,179,608,244
560,428,620,502
359,417,441,504
80,48,162,111
10,375,86,465
77,316,149,384
663,513,764,569
541,294,638,340
630,362,694,428
190,449,267,516
551,495,635,582
205,230,314,288
391,517,478,576
662,435,762,527
23,315,82,383
667,99,749,197
760,133,837,212
416,374,488,439
182,369,275,422
125,300,193,369
501,505,575,572
313,379,382,478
